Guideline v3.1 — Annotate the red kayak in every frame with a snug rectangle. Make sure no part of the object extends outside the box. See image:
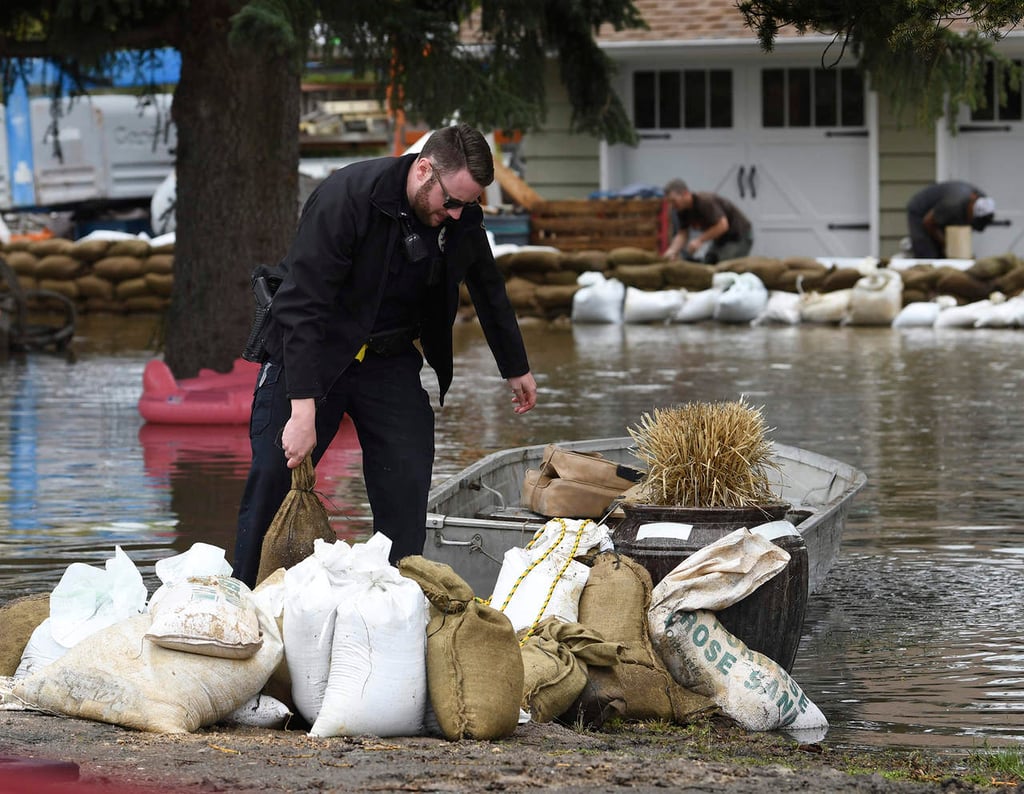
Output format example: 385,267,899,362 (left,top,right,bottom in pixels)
138,357,260,424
